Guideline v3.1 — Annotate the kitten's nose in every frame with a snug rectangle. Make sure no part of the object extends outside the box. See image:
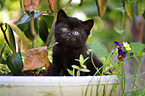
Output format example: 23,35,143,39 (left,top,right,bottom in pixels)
67,33,71,36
